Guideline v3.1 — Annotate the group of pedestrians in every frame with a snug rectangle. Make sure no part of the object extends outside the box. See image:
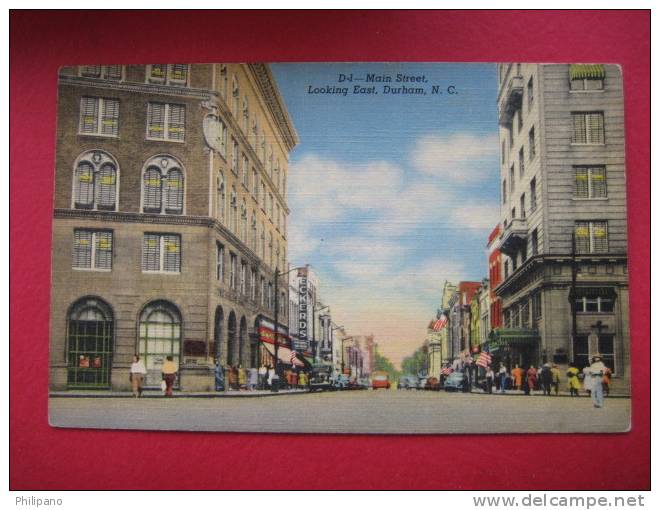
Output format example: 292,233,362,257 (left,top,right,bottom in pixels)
129,354,178,398
479,356,612,407
213,359,309,392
